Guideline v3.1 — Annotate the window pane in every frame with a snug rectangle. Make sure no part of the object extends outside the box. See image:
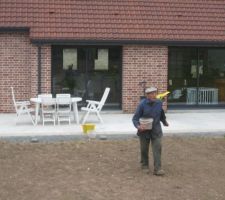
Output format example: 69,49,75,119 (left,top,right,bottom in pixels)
199,49,225,104
94,49,108,70
63,49,77,70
